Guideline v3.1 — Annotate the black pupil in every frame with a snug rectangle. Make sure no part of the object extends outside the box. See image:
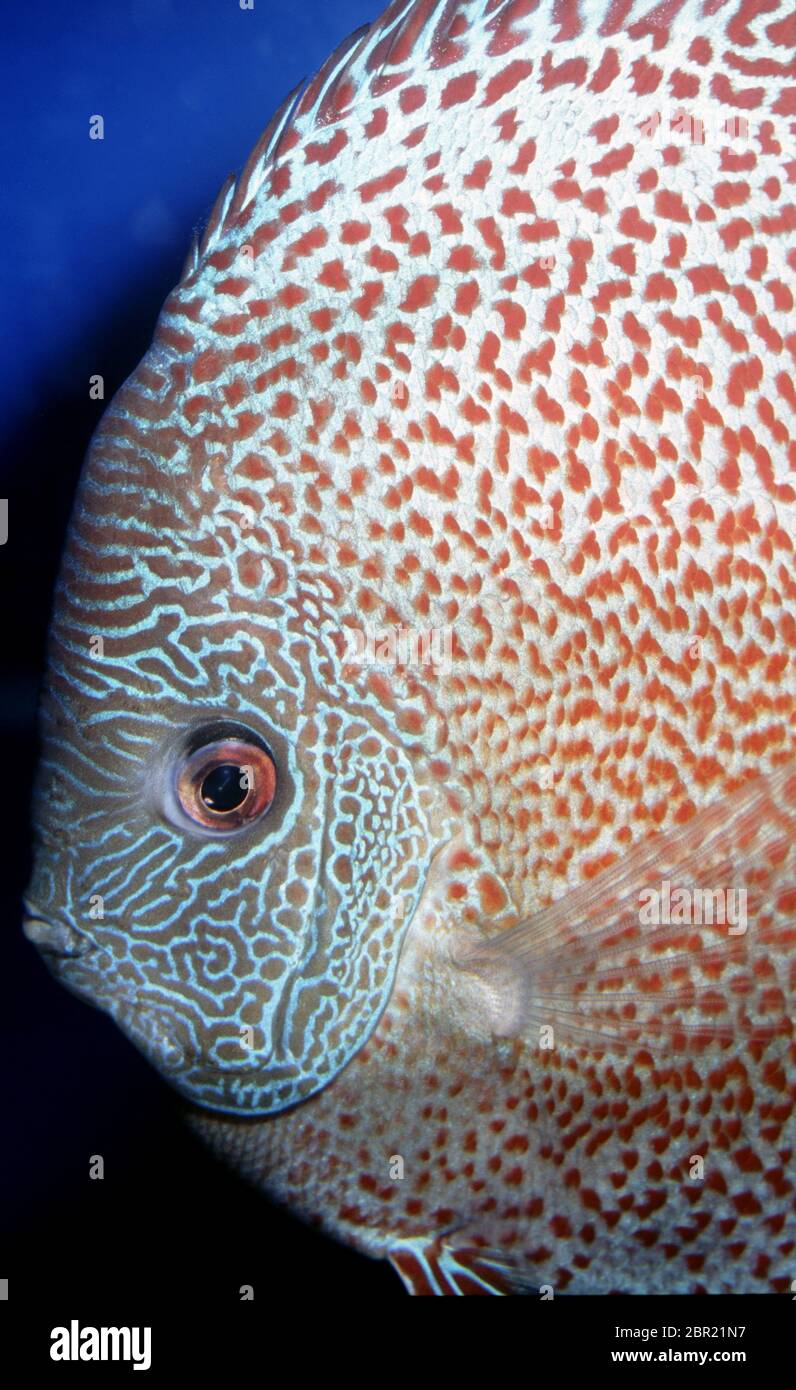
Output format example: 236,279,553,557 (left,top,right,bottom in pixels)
200,764,248,813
